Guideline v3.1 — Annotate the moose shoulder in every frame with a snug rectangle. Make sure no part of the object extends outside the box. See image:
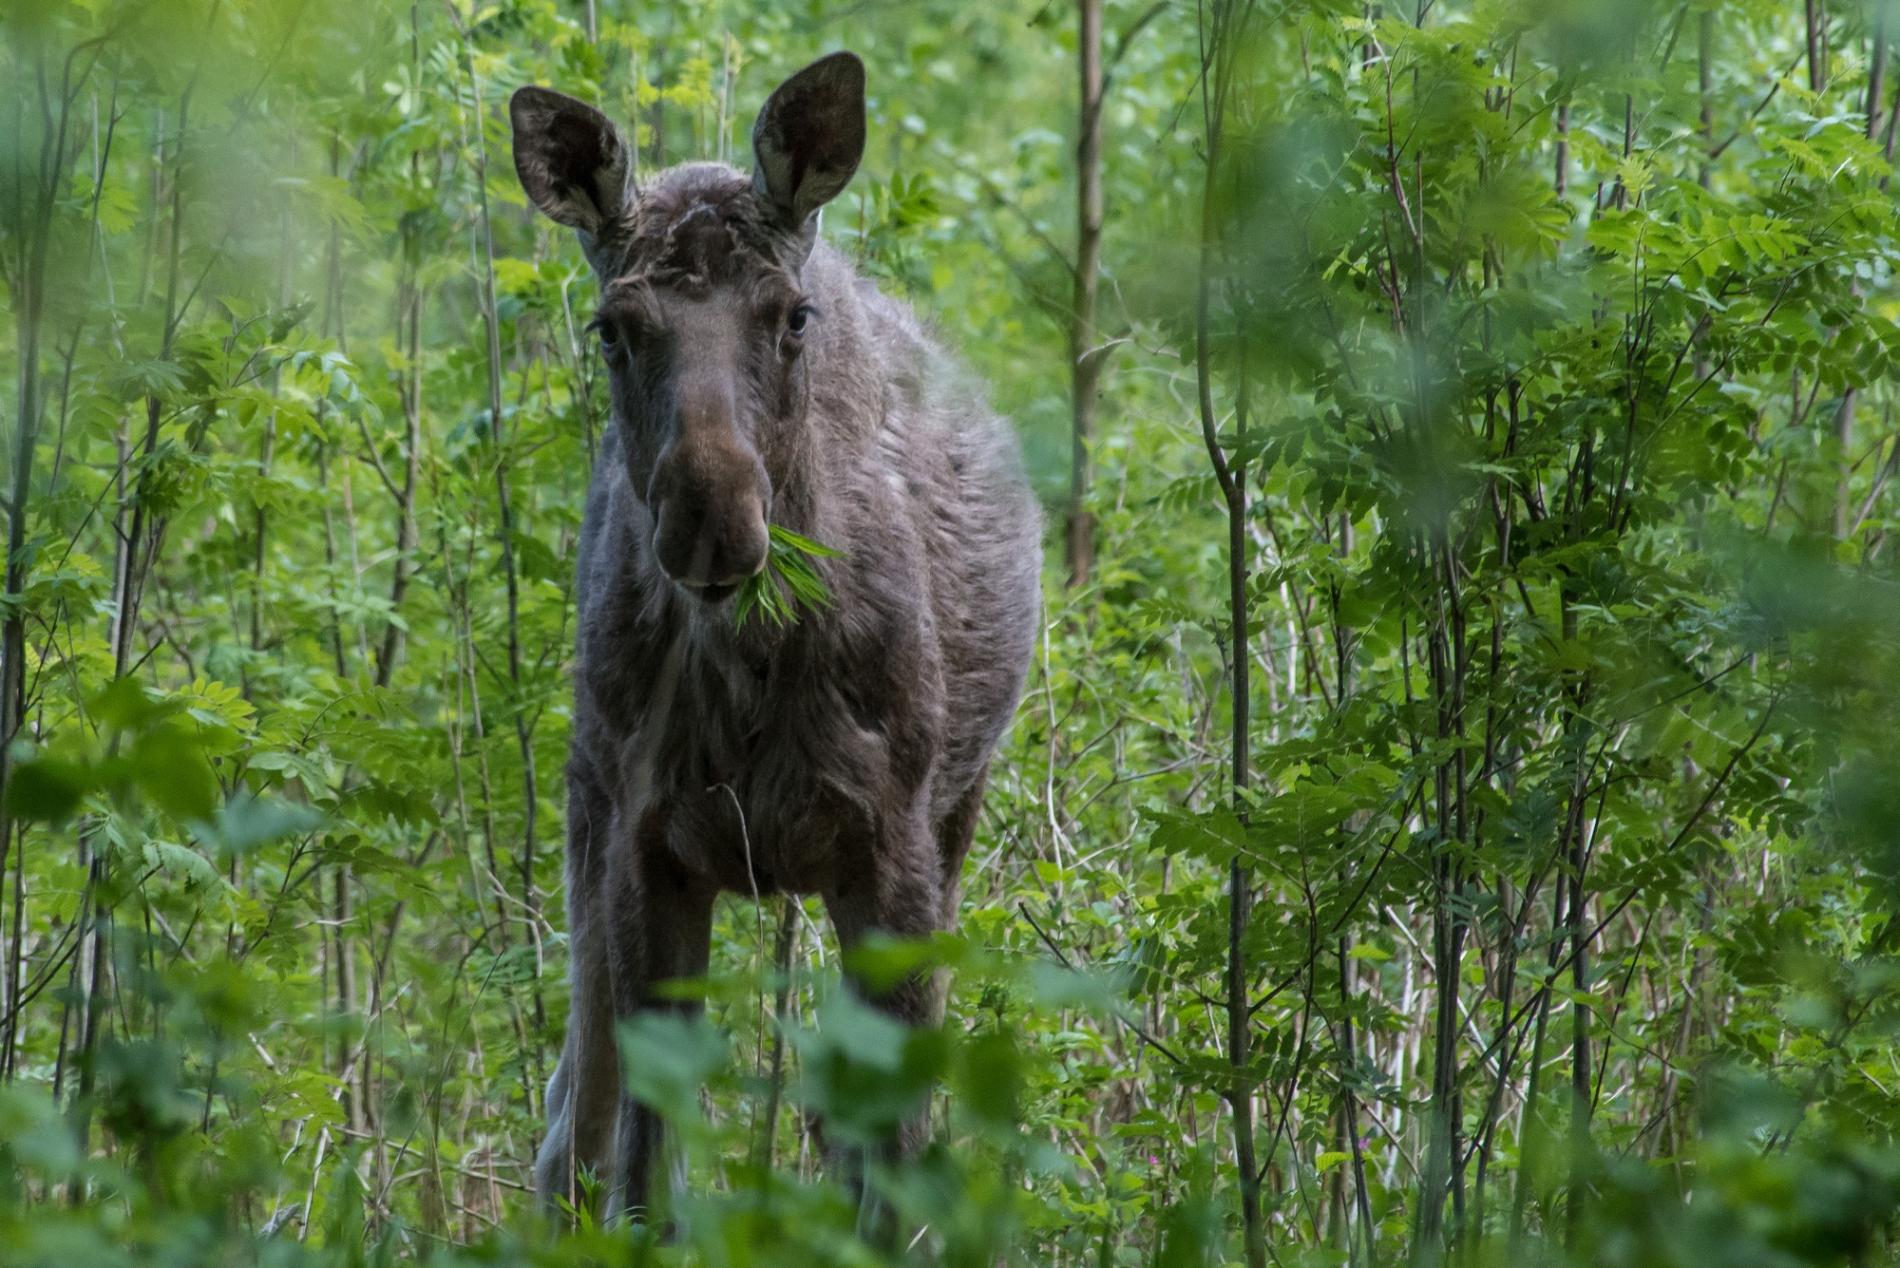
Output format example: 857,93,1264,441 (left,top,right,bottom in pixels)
509,52,1041,1219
